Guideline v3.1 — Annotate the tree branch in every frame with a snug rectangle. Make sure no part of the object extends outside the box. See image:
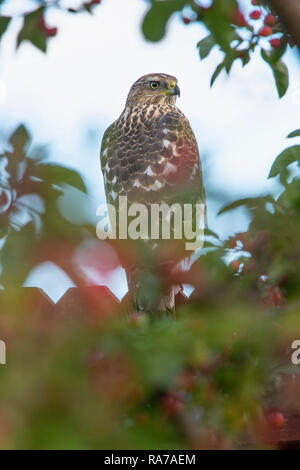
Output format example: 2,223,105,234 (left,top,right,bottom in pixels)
268,0,300,50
